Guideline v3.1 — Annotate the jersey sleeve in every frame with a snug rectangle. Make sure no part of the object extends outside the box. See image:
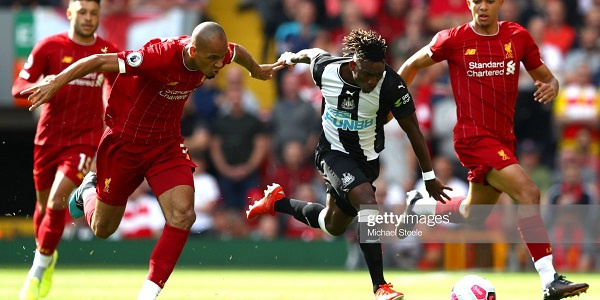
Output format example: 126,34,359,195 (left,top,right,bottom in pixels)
224,42,235,66
518,29,544,71
388,70,416,120
116,38,173,76
310,53,332,88
427,30,452,62
12,40,49,97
